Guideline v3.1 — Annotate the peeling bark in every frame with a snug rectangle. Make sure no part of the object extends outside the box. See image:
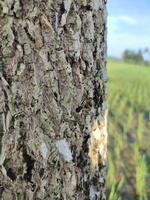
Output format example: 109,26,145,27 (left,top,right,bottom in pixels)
0,0,107,199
